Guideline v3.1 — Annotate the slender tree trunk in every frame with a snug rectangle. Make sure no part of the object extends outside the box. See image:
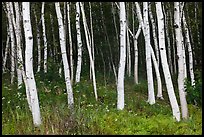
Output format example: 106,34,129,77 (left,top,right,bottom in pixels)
15,2,31,110
174,2,188,120
23,2,41,126
182,11,195,86
163,3,173,75
80,2,98,101
133,25,142,84
75,2,83,83
150,46,163,99
135,2,155,105
67,2,74,83
42,2,48,73
3,24,10,73
34,7,41,73
117,2,126,110
155,2,181,121
55,2,74,109
148,2,160,66
6,2,15,84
